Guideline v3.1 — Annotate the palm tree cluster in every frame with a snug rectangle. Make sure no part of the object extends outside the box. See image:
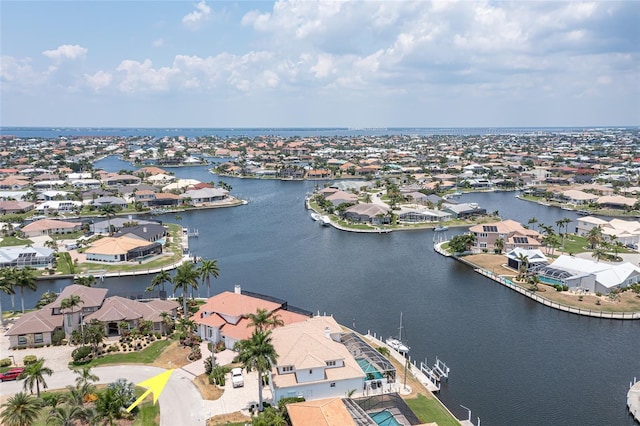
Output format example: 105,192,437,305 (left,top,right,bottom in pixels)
0,267,37,318
0,363,143,426
146,258,219,317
